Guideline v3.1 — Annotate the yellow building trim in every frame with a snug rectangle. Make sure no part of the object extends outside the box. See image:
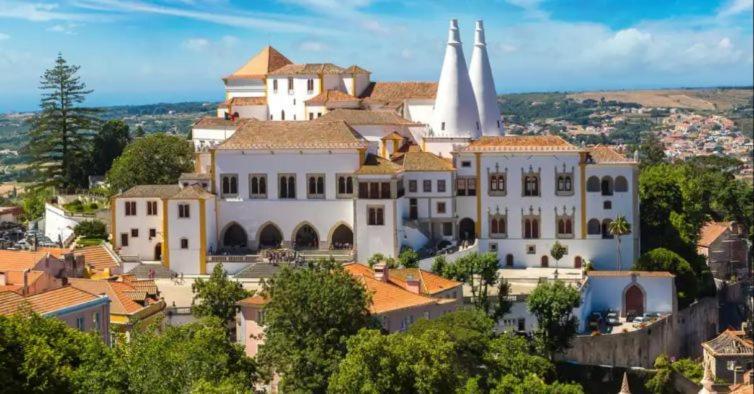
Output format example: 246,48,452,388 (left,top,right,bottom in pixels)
318,73,324,93
475,153,482,237
392,139,399,154
162,198,170,269
199,199,208,275
380,142,387,158
421,138,426,152
210,149,216,193
358,147,366,164
579,152,587,239
110,196,116,247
